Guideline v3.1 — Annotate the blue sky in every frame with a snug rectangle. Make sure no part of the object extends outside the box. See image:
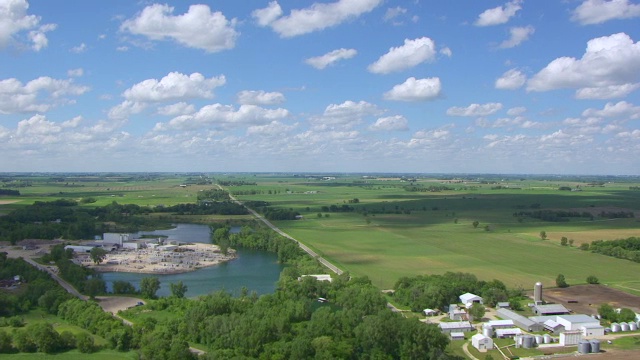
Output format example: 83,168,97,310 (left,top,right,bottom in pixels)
1,0,639,174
